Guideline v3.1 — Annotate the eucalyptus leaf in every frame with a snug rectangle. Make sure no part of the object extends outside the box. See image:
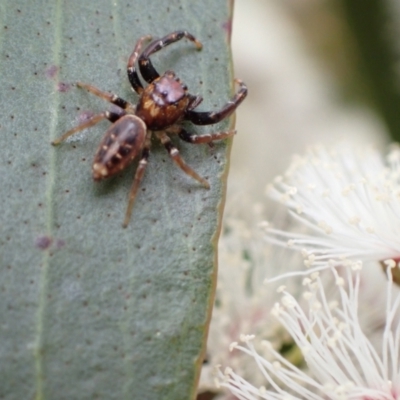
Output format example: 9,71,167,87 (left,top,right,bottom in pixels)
0,1,235,399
